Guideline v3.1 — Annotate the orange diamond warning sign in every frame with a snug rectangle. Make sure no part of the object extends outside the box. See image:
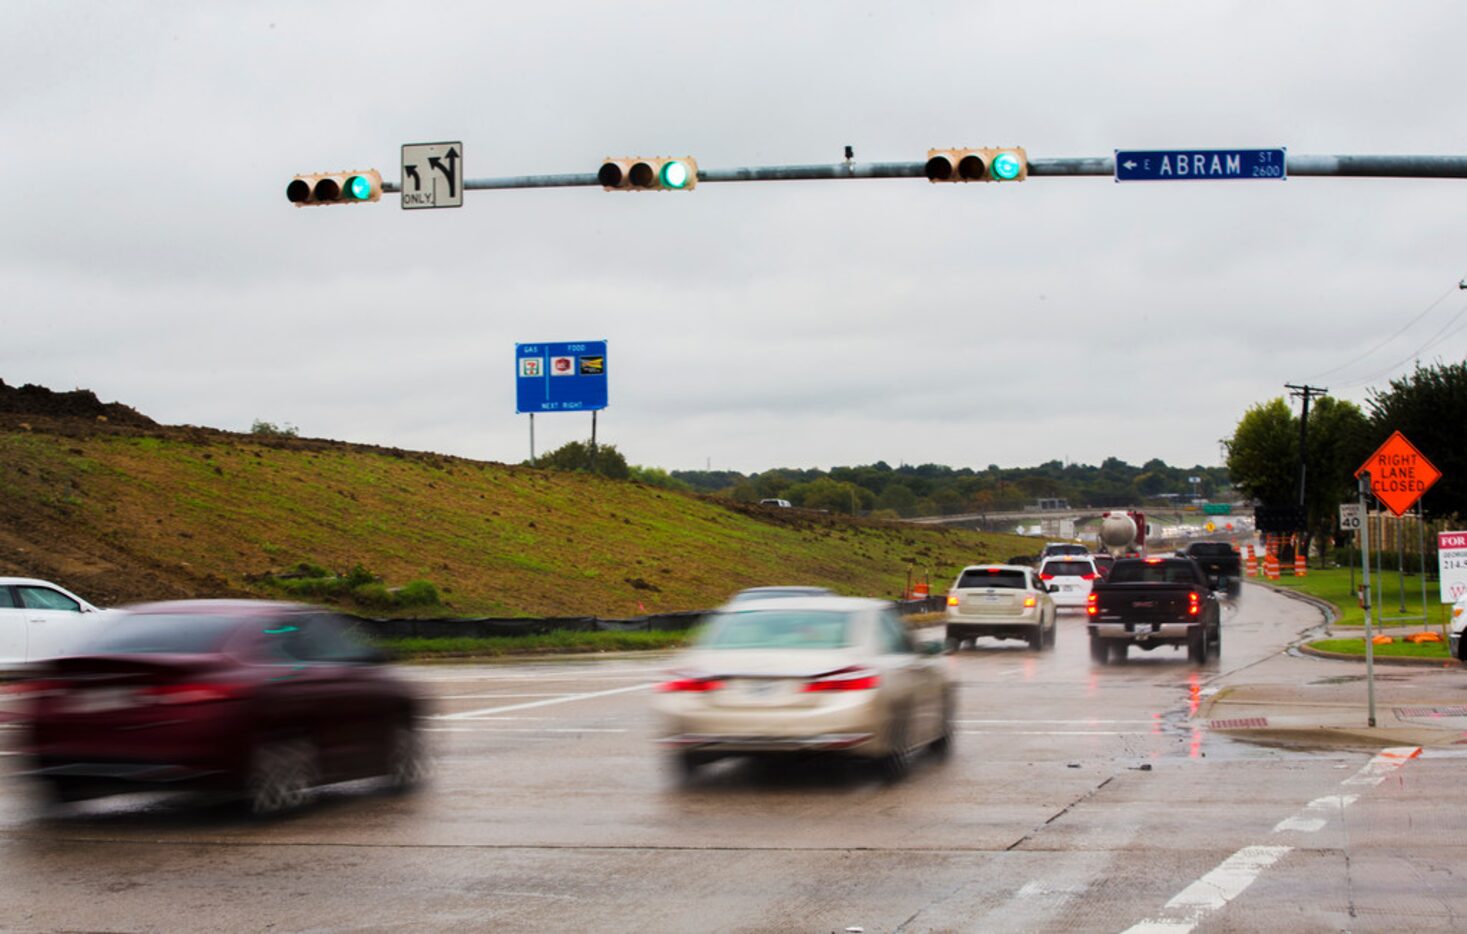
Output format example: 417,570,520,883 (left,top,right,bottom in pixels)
1355,431,1441,517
